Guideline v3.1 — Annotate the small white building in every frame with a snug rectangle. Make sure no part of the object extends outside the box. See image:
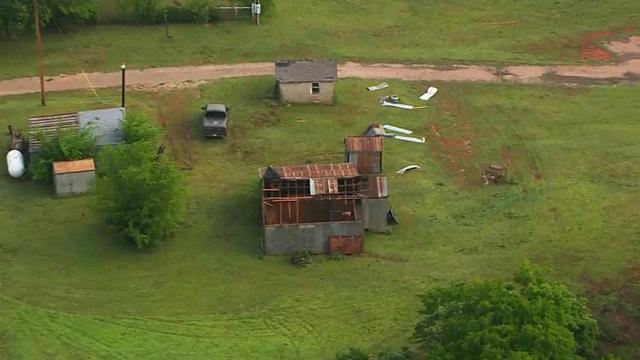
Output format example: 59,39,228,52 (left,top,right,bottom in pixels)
53,159,96,196
275,60,337,104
